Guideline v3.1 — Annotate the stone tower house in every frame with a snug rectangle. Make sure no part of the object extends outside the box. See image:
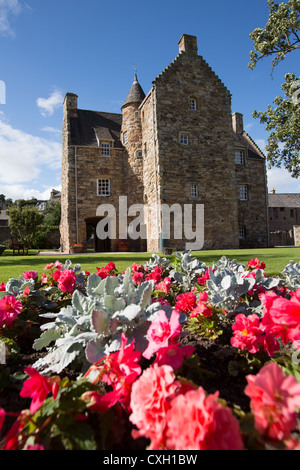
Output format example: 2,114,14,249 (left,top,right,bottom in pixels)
60,34,269,253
